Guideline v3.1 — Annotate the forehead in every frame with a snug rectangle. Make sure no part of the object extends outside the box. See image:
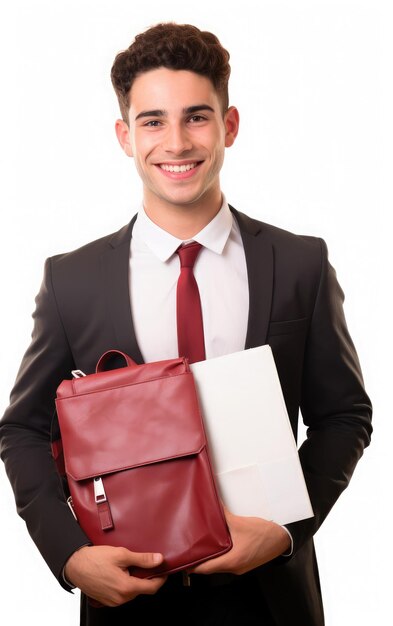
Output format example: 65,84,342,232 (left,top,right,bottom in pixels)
129,68,219,113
